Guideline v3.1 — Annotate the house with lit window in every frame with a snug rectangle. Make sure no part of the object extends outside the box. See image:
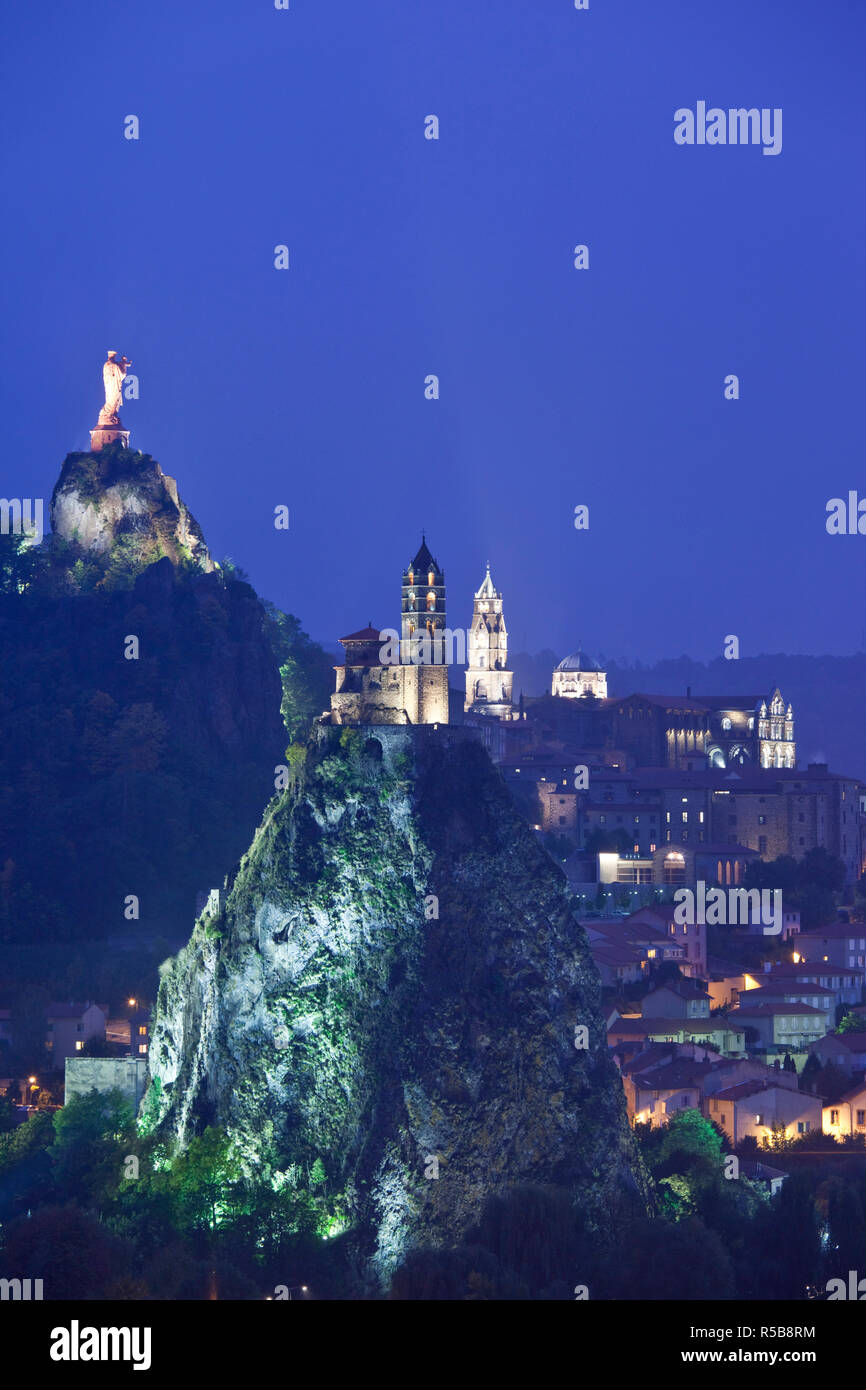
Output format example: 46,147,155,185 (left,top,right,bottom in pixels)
582,917,685,969
129,1009,151,1057
608,1013,746,1057
823,1082,866,1138
45,1002,107,1063
797,923,866,973
628,1058,714,1128
704,1079,821,1145
619,1044,799,1128
725,1000,827,1053
626,903,707,977
589,941,646,988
